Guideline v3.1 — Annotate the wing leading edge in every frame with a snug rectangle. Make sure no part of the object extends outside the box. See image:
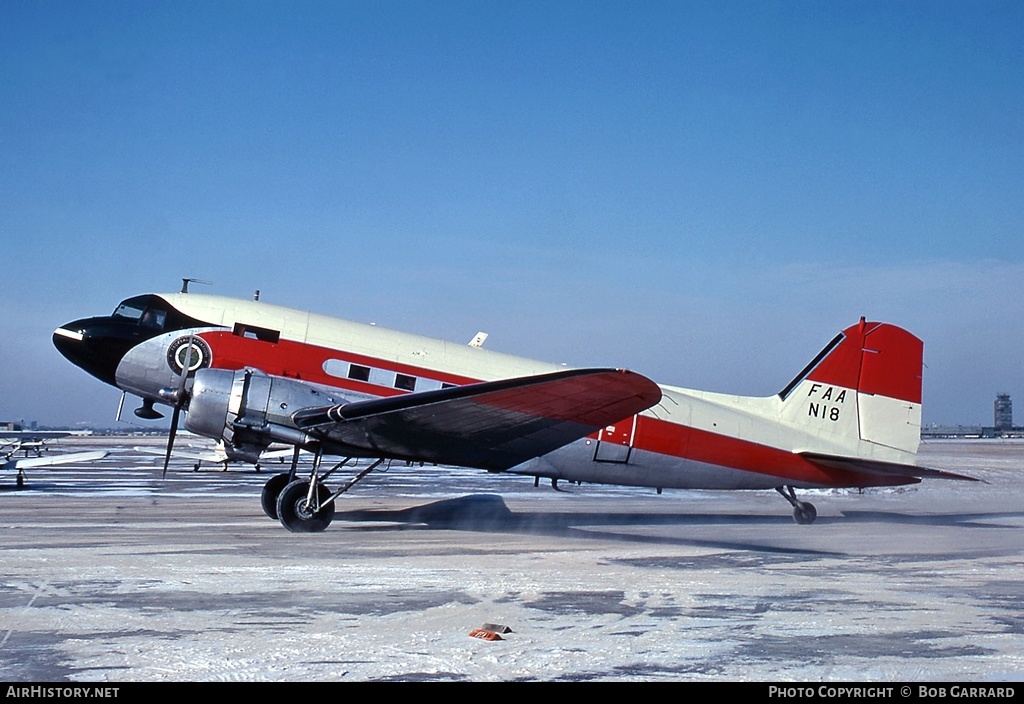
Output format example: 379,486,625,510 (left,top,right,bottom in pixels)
294,368,662,471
